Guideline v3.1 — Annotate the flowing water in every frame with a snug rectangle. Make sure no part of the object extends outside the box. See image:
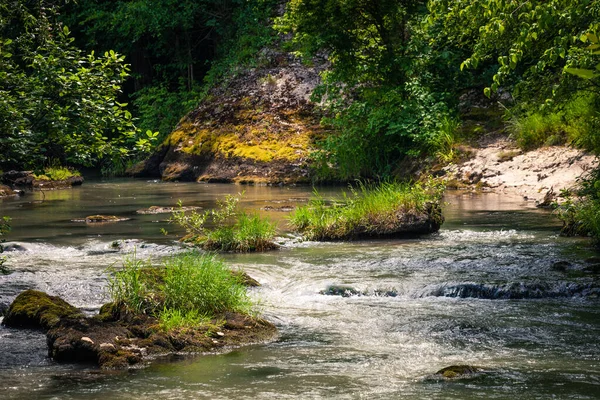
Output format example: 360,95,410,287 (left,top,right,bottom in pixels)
0,179,599,399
